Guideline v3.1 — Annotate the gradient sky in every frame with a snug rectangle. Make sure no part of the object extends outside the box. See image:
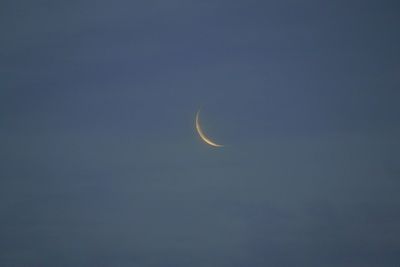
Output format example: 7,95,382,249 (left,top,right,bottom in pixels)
1,1,400,266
